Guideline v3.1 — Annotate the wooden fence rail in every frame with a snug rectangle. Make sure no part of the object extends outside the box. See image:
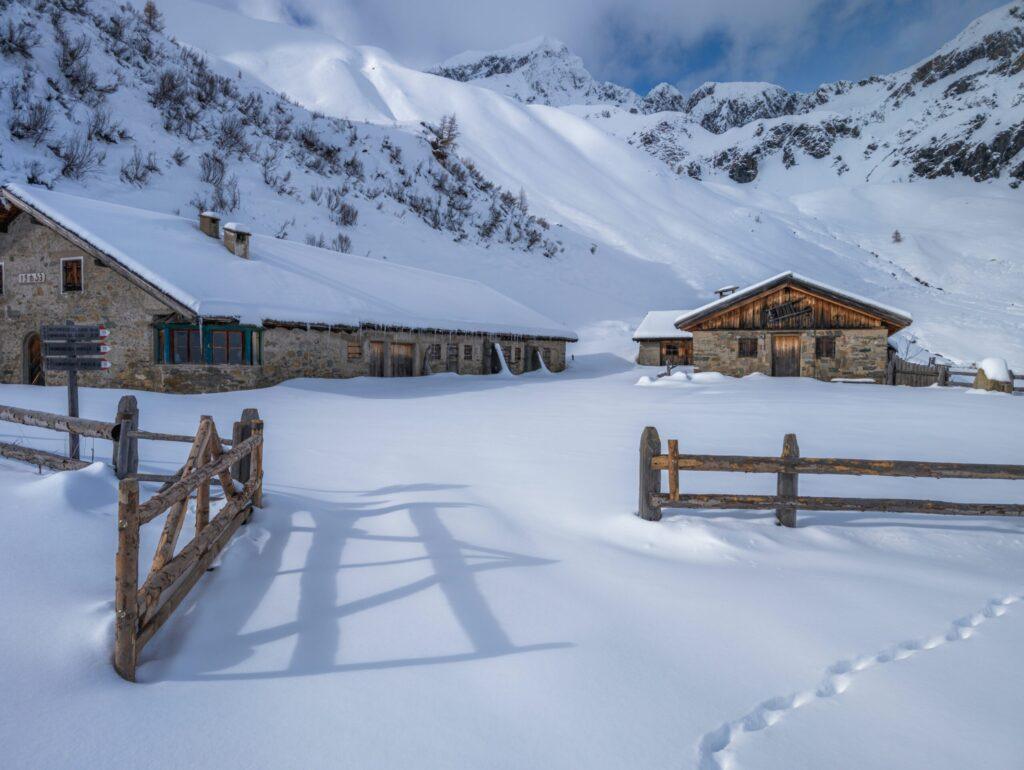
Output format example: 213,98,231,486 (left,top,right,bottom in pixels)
638,427,1024,526
115,408,263,682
